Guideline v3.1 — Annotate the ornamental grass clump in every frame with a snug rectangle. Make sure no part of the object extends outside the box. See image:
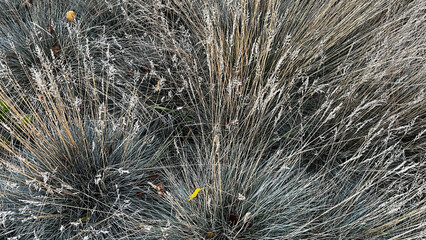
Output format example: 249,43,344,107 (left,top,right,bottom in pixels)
152,0,425,239
0,81,173,239
159,129,424,239
162,0,426,169
1,119,175,239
